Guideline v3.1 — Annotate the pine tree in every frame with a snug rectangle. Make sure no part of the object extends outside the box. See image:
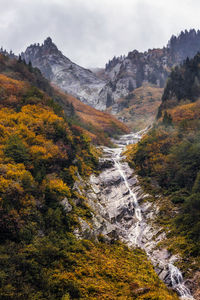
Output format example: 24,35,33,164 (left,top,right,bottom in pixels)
162,111,172,126
18,55,22,63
